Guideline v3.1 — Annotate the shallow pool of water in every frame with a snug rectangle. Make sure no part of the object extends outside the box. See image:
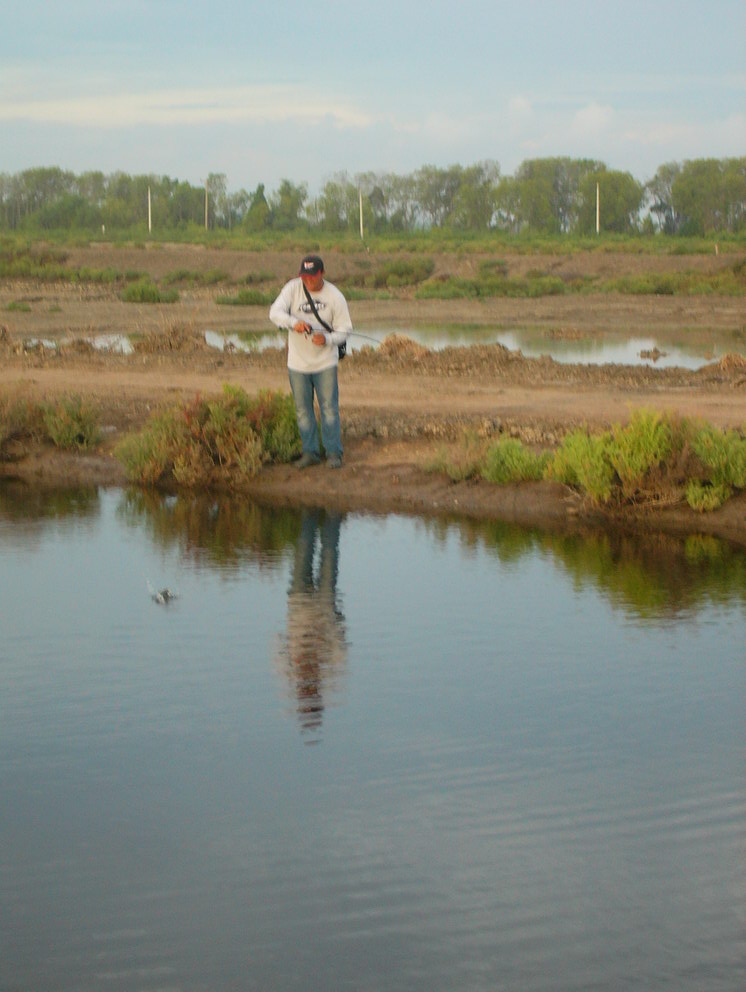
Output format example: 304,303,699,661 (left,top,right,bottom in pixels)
1,486,744,991
203,326,733,369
